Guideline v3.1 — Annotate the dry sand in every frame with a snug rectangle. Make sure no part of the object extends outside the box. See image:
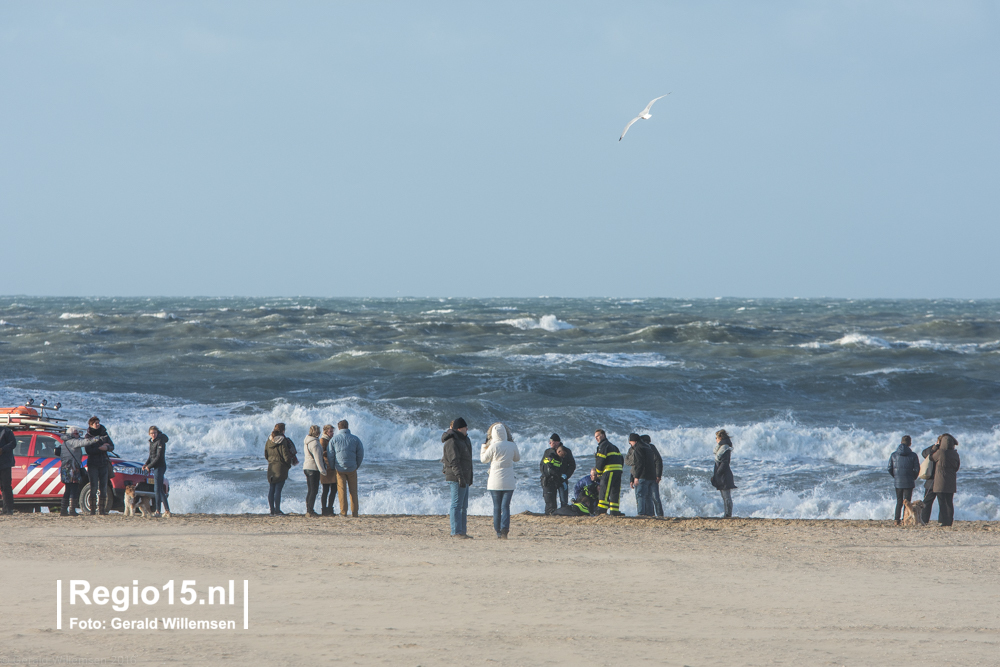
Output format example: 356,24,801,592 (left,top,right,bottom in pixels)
2,512,998,666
